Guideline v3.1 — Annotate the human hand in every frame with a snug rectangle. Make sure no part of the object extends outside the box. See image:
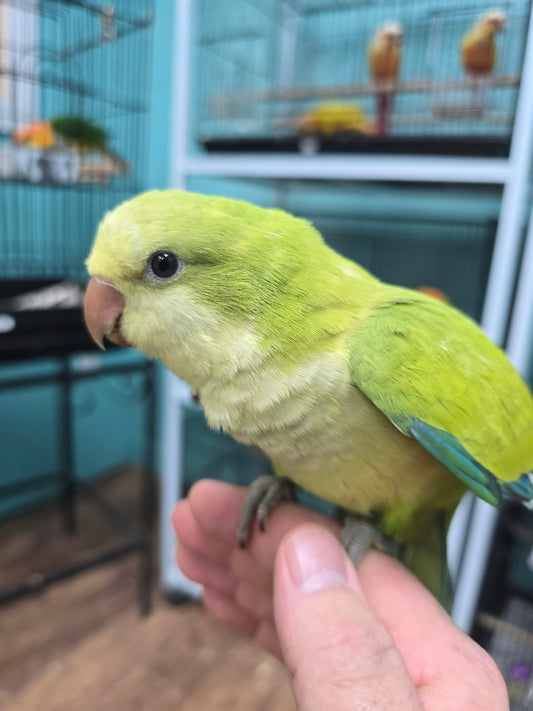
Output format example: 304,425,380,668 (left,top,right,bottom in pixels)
173,480,508,711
